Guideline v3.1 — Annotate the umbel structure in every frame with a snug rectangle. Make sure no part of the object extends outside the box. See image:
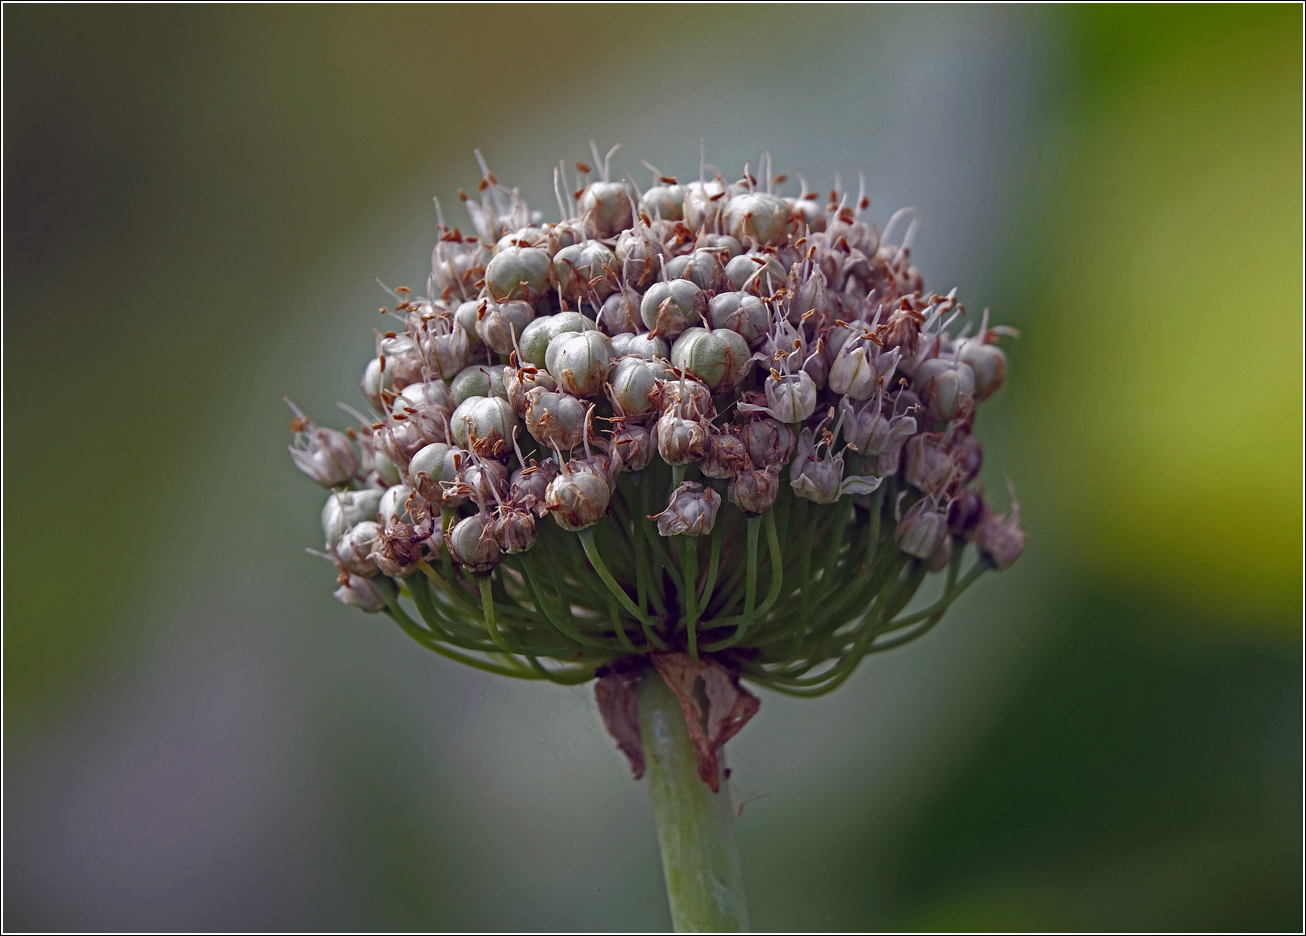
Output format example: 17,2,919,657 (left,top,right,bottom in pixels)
288,143,1025,784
